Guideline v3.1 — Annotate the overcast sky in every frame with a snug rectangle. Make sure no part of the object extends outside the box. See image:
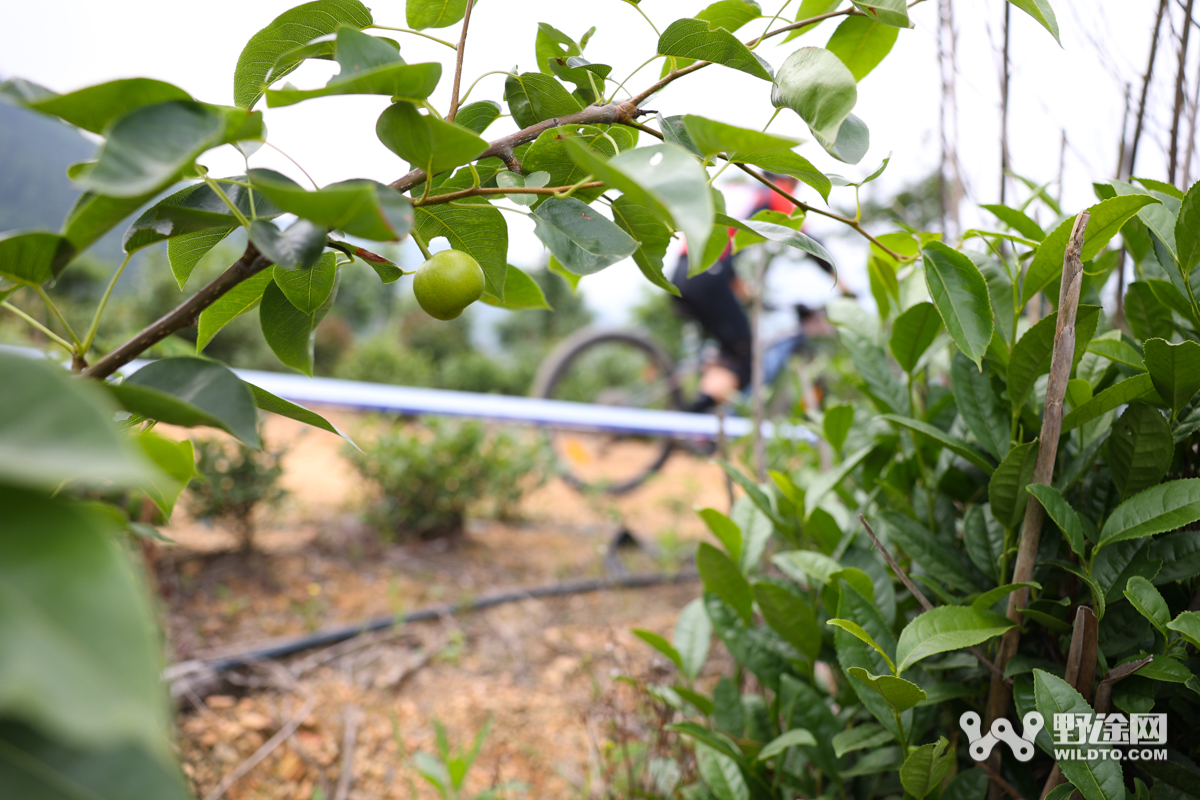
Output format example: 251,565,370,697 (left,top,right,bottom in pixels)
0,0,1181,325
